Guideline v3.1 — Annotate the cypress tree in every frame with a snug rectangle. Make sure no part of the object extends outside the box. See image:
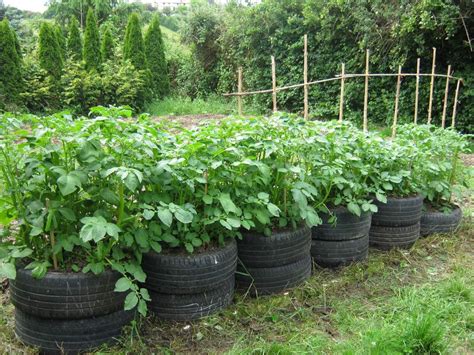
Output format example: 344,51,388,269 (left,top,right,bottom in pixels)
101,25,114,62
0,19,22,101
67,17,82,60
145,14,169,98
83,8,101,71
123,13,147,71
38,22,63,79
12,28,22,61
55,25,67,61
